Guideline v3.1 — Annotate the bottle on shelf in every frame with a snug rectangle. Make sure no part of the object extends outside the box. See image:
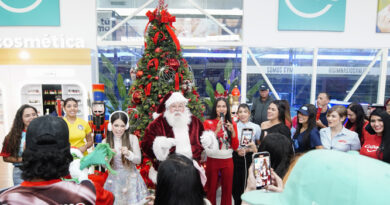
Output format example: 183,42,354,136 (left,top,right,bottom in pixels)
45,108,50,115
